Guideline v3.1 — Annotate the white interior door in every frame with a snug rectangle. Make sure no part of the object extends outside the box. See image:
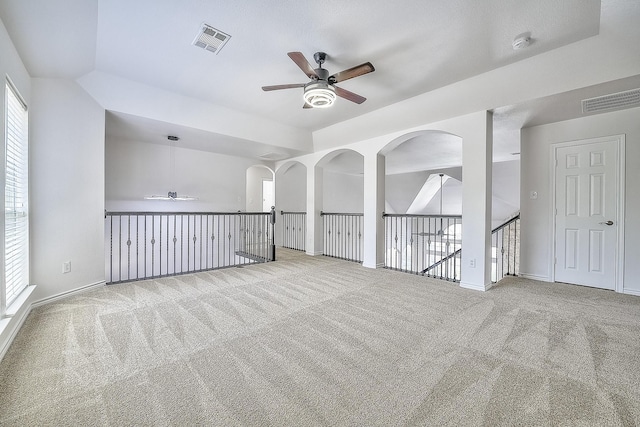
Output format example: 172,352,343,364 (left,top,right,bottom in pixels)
262,180,274,212
554,138,619,290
